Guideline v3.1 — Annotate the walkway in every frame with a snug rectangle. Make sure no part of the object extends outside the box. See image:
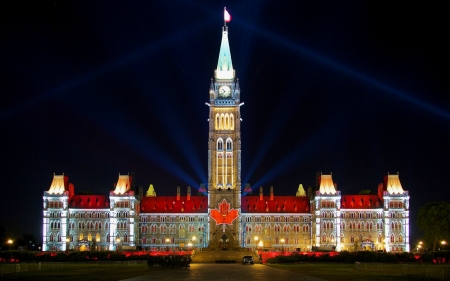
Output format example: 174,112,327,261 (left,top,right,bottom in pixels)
121,263,327,281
